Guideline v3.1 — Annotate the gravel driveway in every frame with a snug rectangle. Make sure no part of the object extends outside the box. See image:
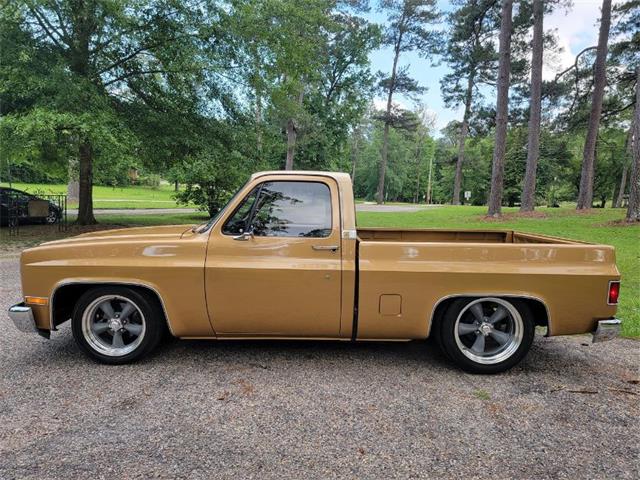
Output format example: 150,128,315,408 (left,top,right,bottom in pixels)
1,255,638,479
356,203,440,213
